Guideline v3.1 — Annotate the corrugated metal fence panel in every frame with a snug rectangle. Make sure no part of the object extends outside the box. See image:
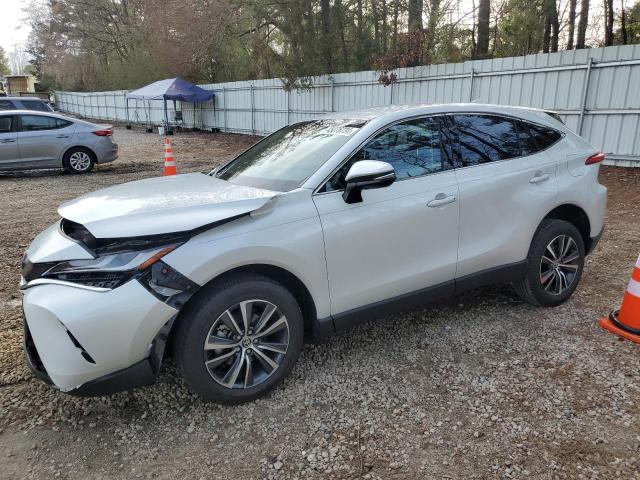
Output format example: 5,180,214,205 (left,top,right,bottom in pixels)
55,44,640,165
